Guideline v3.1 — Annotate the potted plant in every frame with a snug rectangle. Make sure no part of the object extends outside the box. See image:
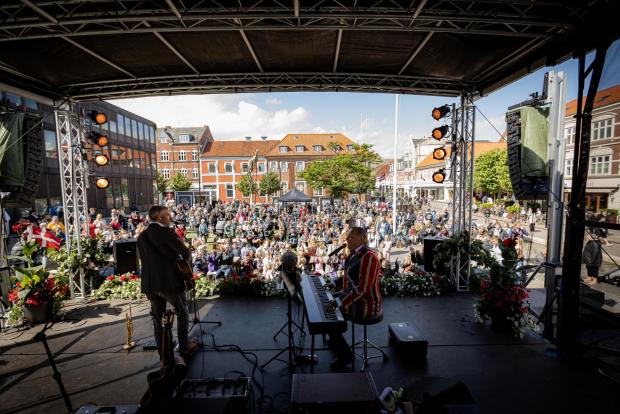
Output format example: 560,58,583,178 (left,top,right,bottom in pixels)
506,204,521,219
601,208,618,224
480,202,494,217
